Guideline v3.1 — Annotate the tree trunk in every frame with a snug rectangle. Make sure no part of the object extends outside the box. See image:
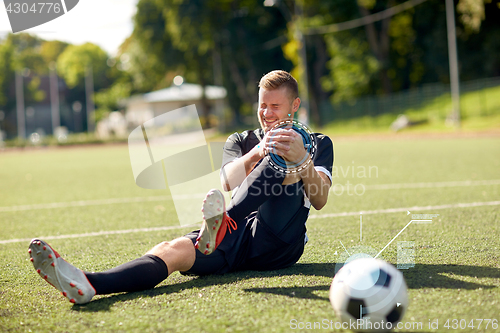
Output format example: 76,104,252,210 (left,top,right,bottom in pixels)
358,3,393,94
196,59,211,128
236,25,258,100
309,36,328,126
228,58,254,106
